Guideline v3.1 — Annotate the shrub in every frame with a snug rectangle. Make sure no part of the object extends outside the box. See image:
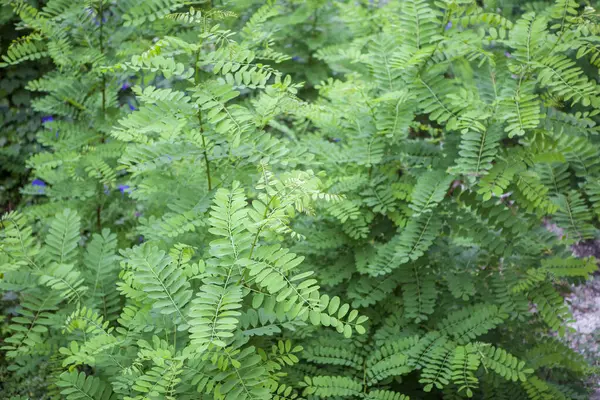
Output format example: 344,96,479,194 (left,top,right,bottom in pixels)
0,3,49,212
1,0,599,399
